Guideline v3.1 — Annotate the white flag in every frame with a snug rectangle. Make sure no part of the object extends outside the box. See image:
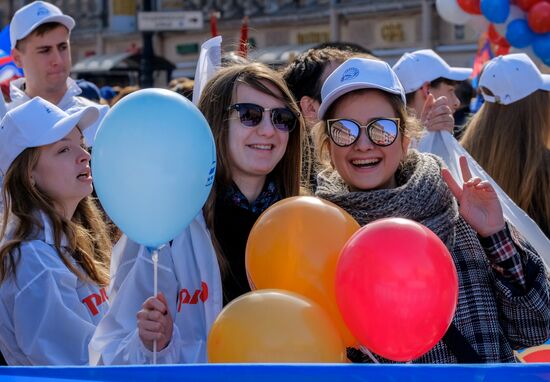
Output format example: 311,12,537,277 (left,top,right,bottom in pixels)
192,36,222,106
0,90,7,120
